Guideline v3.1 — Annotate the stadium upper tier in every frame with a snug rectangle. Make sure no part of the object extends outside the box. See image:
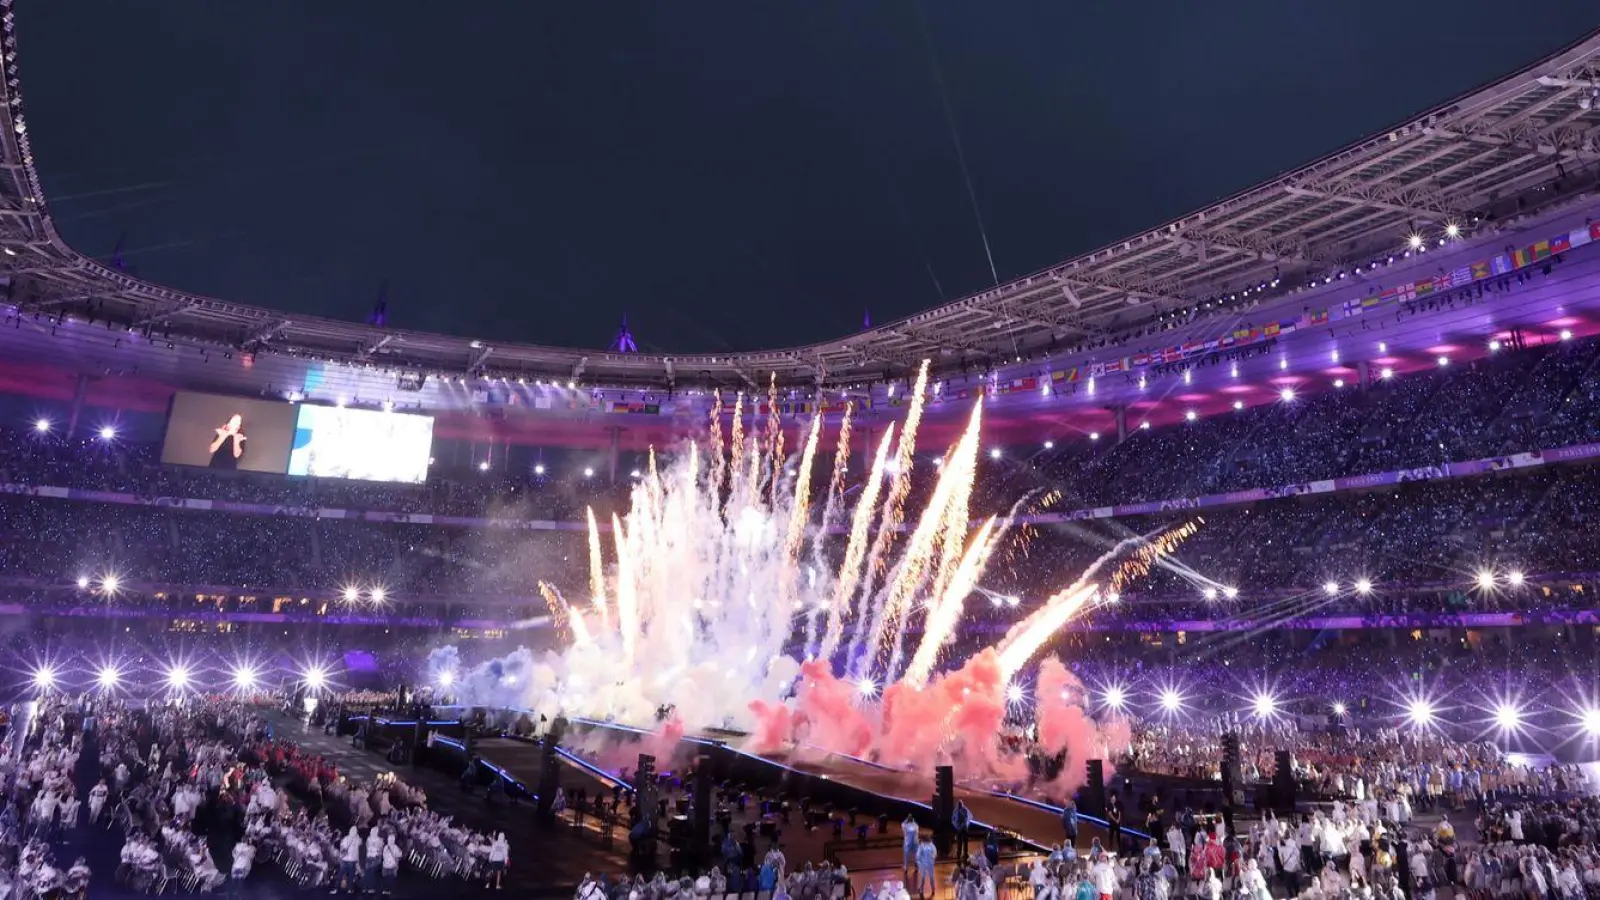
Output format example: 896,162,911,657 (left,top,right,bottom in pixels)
0,0,1598,408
